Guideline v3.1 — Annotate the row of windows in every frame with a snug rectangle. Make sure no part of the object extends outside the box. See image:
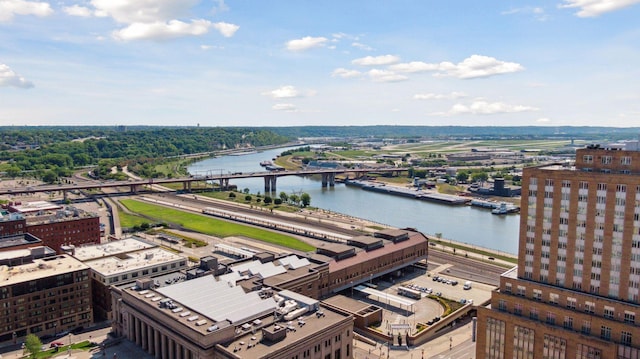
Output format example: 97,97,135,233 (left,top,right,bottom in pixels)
505,283,637,324
583,155,633,166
